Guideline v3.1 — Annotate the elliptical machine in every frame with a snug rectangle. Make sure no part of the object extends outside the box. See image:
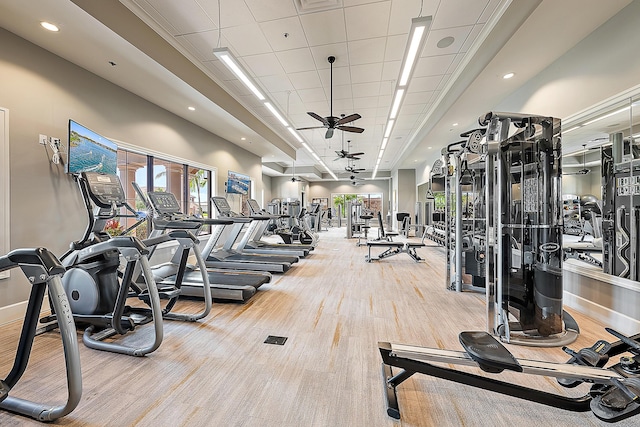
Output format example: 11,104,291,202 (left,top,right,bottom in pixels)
1,247,82,421
40,172,164,356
